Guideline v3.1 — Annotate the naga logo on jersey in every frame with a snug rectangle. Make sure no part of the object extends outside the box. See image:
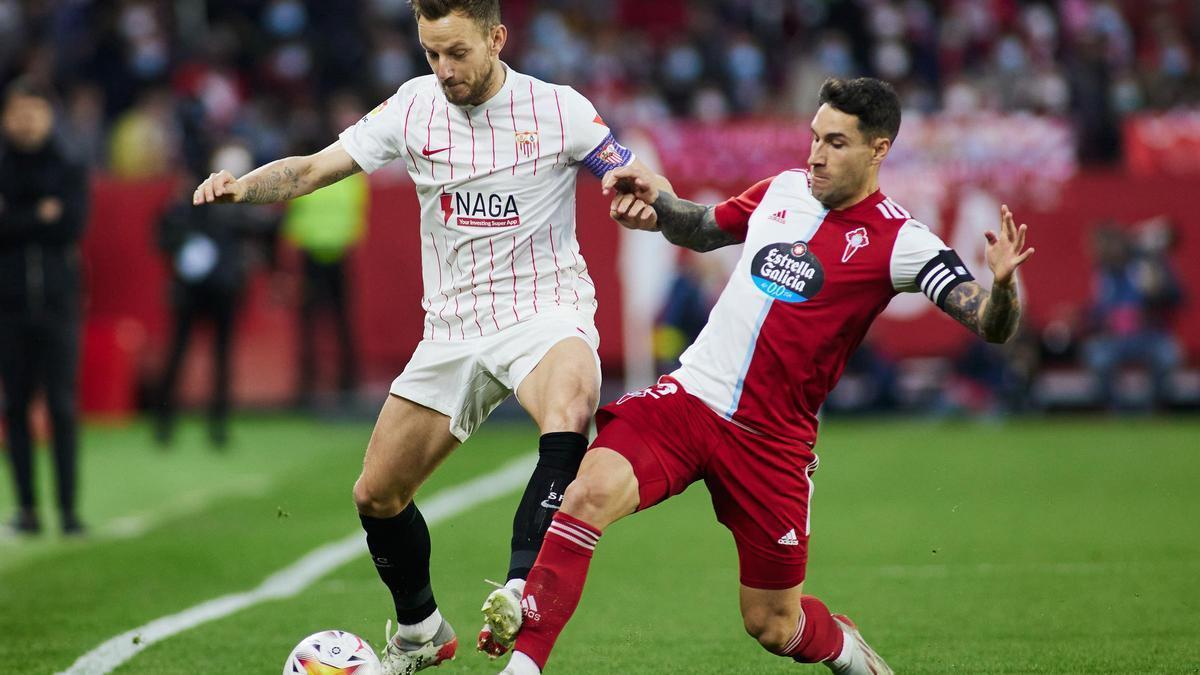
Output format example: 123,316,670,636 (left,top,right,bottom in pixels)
440,191,521,228
750,241,825,303
842,227,869,263
515,130,539,159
